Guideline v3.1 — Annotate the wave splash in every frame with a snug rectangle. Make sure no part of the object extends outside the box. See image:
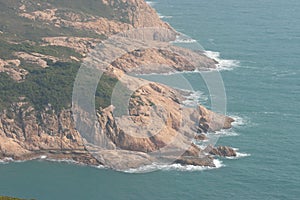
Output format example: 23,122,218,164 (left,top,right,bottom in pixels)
158,13,173,19
145,1,156,6
210,115,250,137
172,34,198,44
226,148,251,159
124,159,224,173
182,90,209,107
0,157,14,164
204,50,240,70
